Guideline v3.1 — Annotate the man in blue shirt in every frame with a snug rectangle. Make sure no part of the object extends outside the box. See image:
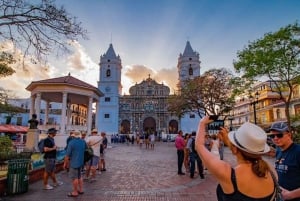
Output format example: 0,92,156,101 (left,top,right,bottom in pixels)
270,122,300,201
64,130,86,197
